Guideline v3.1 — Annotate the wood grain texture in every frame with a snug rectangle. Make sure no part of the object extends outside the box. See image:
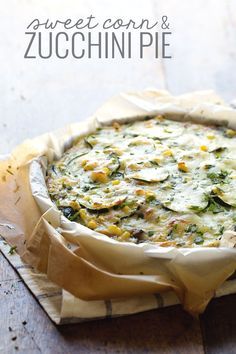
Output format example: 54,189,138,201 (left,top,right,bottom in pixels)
2,246,236,354
0,253,204,354
58,307,203,354
200,294,236,354
0,251,19,282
